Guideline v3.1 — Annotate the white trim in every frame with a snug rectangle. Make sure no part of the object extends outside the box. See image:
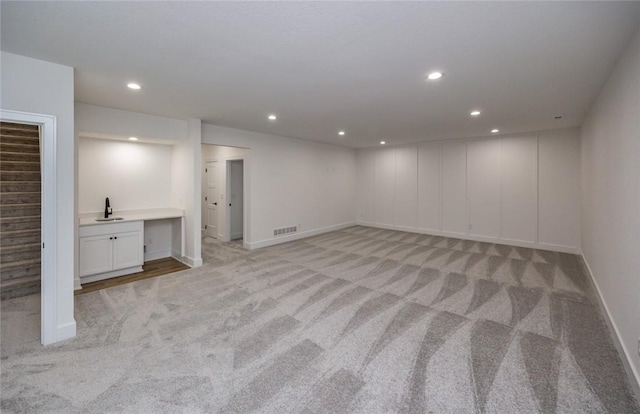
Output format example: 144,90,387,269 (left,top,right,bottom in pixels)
355,221,579,254
144,249,172,262
182,256,203,267
0,109,74,345
246,222,356,250
80,265,143,284
580,251,640,401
